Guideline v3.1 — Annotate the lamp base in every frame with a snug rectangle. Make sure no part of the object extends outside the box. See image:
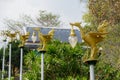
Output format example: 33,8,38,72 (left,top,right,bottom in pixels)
84,59,98,65
38,50,46,53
